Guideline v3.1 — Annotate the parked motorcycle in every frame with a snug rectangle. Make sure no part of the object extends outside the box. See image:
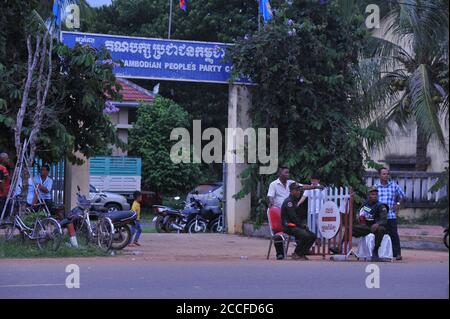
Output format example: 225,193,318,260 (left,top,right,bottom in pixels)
152,197,208,234
63,187,114,251
88,191,136,251
205,197,224,233
152,194,225,234
152,205,179,233
92,206,137,250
